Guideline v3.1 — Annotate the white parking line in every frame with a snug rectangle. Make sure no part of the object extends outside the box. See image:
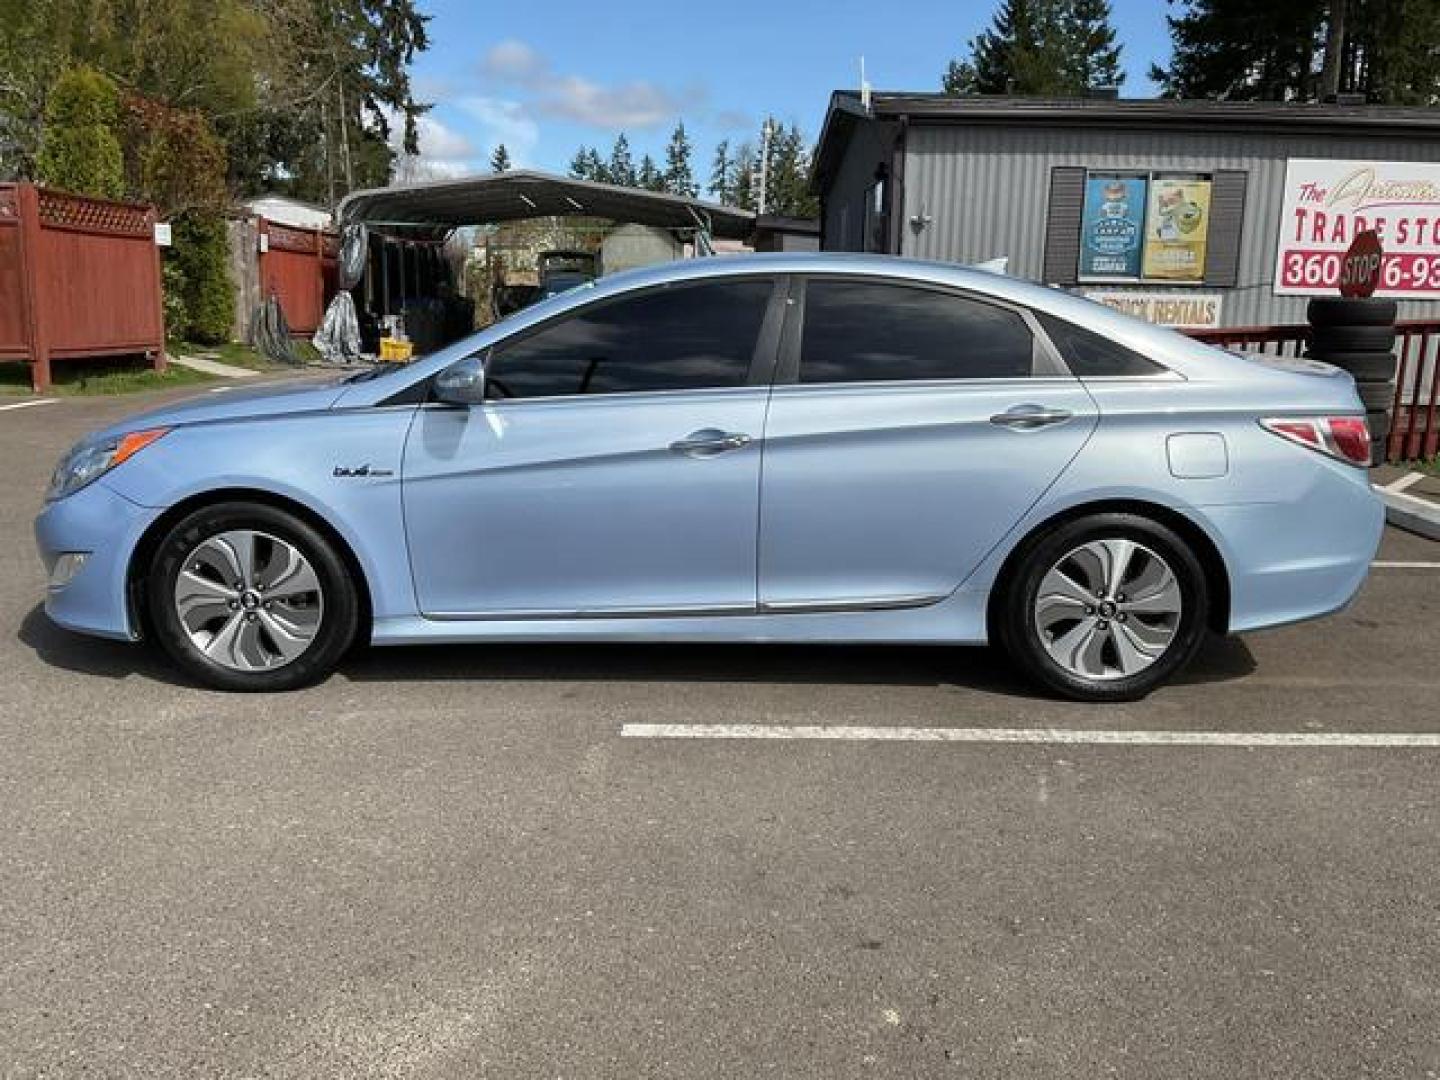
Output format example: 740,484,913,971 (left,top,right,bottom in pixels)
1382,472,1426,493
0,399,58,412
1372,561,1440,569
621,724,1440,748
